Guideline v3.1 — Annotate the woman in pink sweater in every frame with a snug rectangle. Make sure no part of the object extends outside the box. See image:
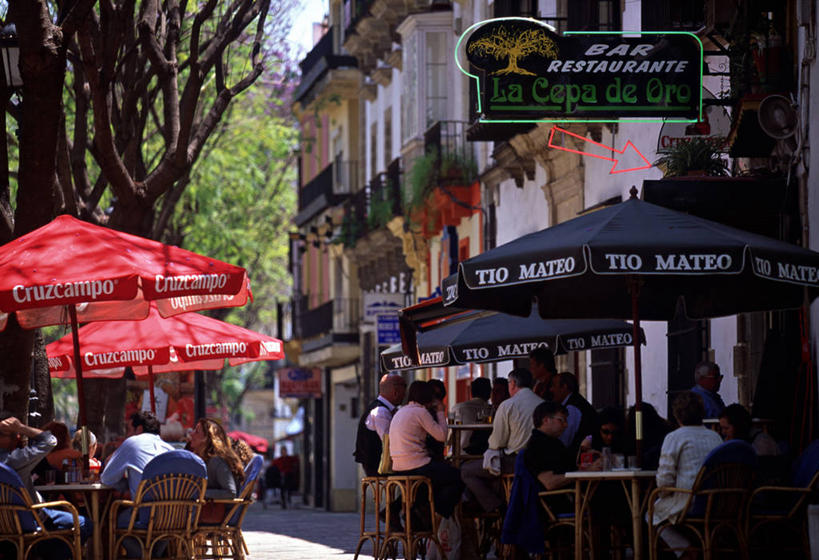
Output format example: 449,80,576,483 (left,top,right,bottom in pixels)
389,381,464,519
